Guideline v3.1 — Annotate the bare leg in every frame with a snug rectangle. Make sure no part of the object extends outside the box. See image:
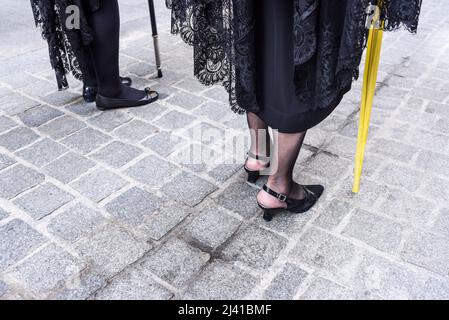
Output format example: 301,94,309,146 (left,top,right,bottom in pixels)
245,112,271,171
257,131,307,209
